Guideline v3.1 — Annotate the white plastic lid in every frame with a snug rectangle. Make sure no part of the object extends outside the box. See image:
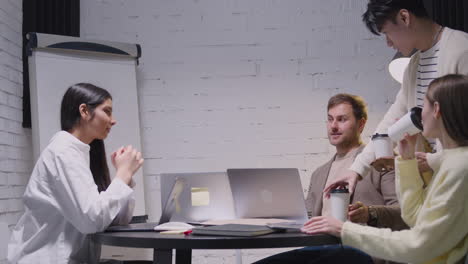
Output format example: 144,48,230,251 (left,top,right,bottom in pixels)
389,57,411,84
